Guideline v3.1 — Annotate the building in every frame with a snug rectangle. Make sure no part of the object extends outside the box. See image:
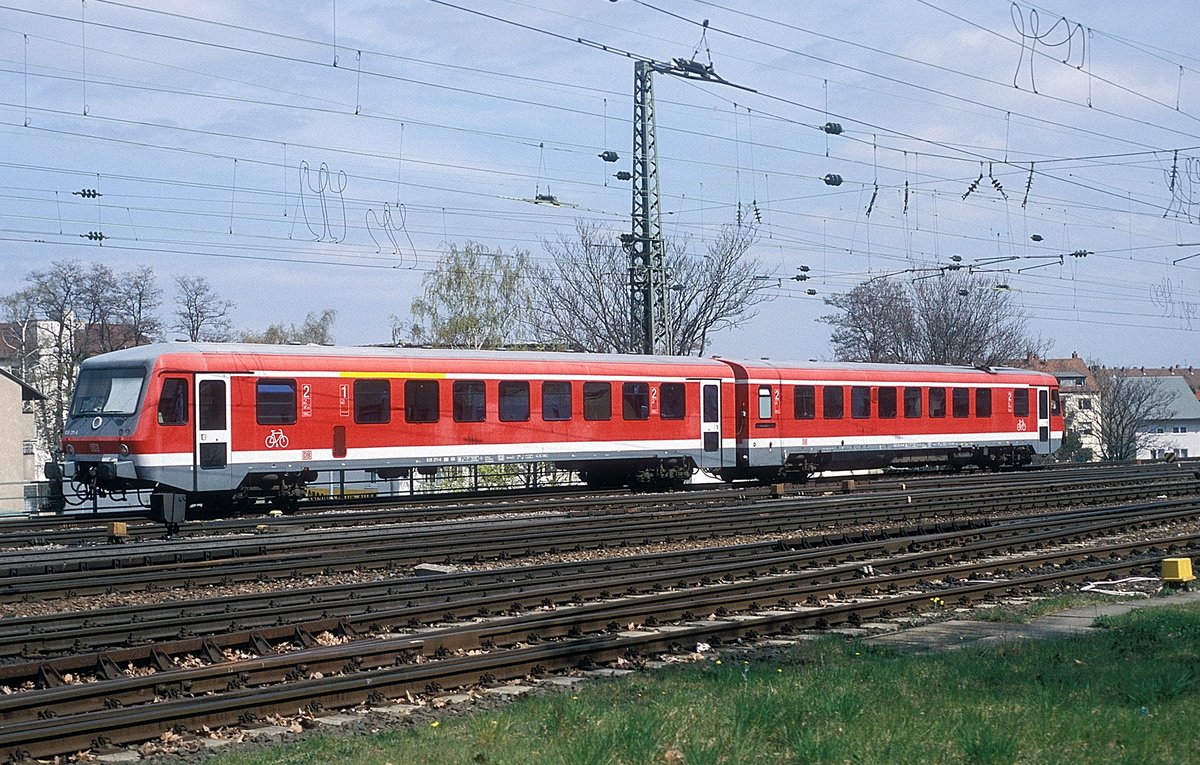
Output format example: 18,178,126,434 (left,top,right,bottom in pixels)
1137,374,1200,460
0,368,46,514
1017,352,1101,459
